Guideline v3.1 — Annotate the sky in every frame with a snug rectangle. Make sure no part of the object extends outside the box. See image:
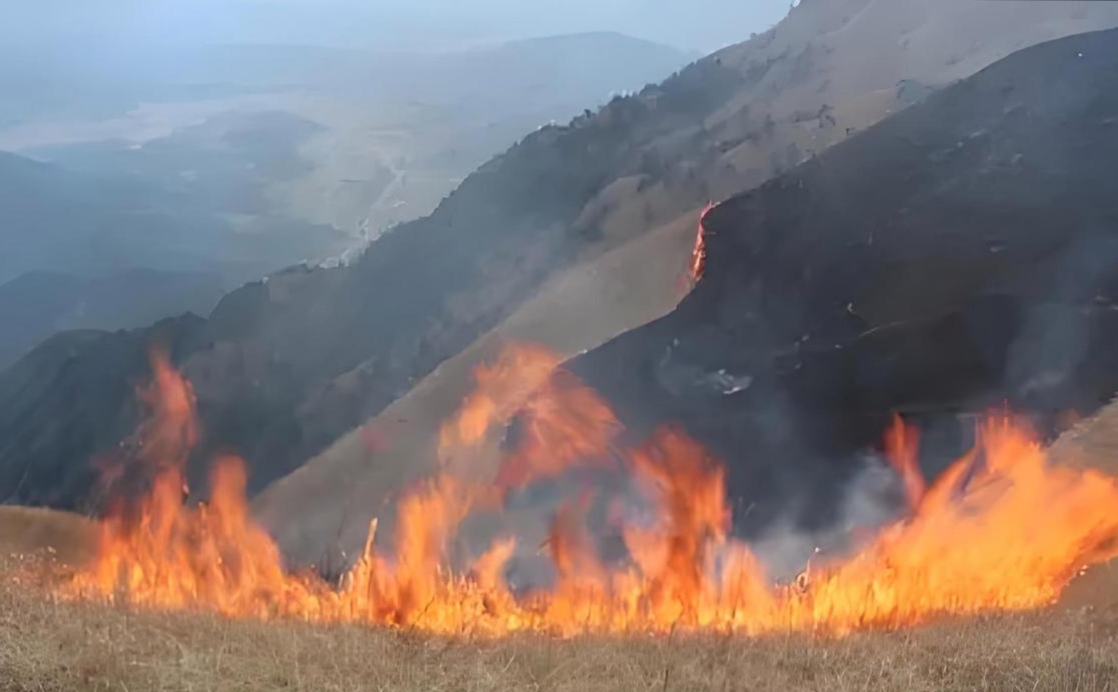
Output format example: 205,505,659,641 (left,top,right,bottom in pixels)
8,0,792,54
